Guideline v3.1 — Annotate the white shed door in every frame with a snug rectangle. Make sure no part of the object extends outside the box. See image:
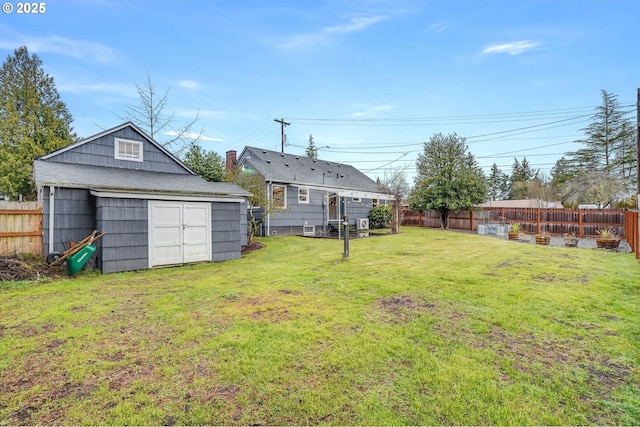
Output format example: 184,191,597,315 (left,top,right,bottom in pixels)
149,201,211,267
